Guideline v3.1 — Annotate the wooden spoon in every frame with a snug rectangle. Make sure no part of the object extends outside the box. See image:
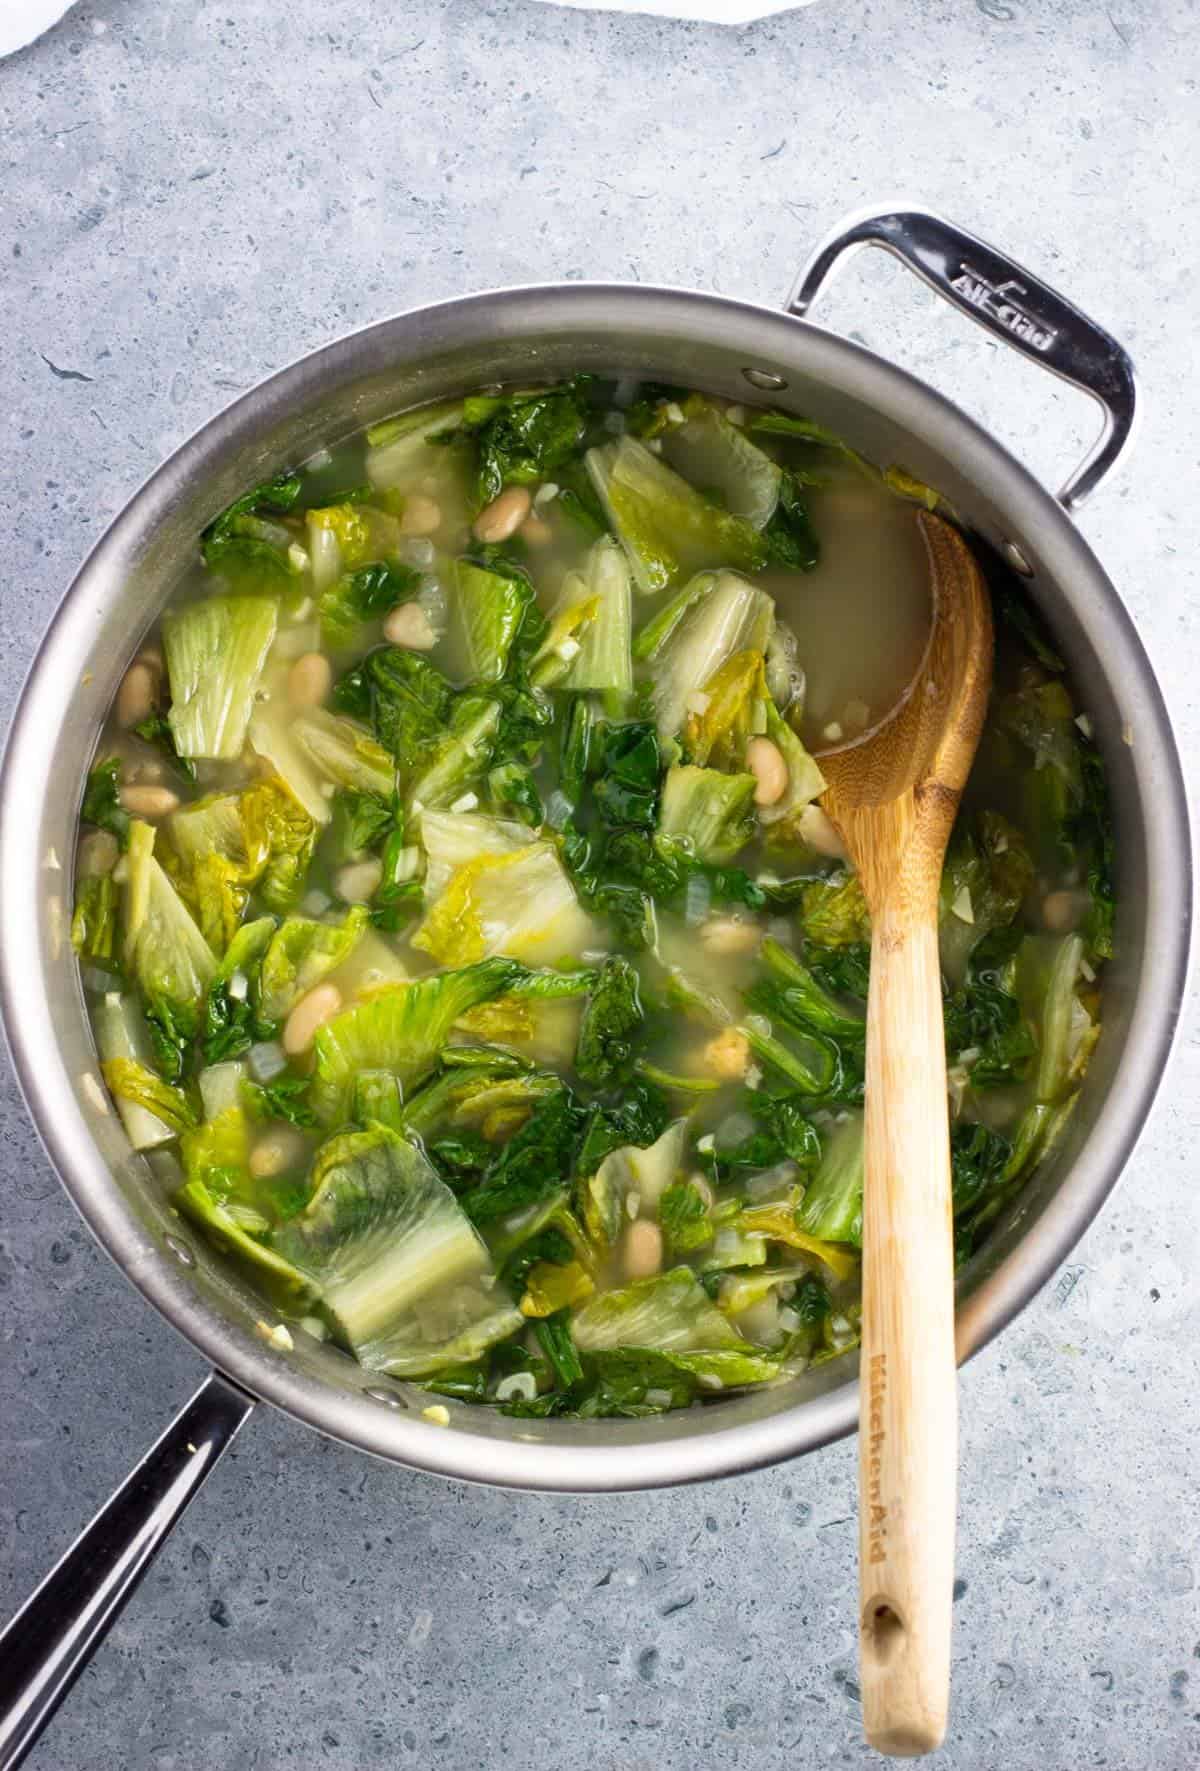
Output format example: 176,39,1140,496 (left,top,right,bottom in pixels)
817,511,993,1757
